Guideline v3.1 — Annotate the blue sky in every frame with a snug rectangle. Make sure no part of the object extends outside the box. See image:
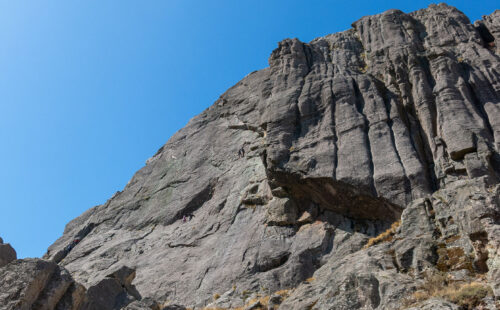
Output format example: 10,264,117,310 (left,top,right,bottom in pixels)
0,1,497,258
